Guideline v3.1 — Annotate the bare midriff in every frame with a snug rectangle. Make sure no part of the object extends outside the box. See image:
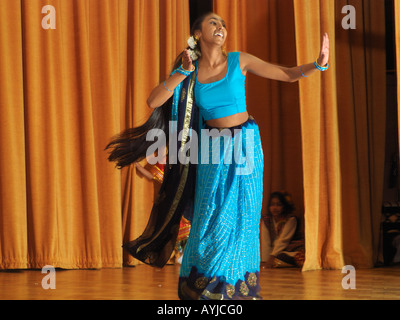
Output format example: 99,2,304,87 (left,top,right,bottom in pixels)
205,111,249,128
